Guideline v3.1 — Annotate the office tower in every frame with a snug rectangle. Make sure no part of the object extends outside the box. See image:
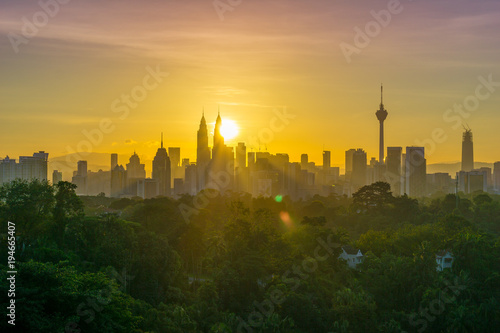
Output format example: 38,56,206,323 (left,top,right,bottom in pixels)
209,111,234,193
376,85,388,163
126,152,146,196
351,149,367,191
152,134,171,196
345,149,356,177
111,153,118,170
236,142,246,170
457,170,487,194
197,112,210,192
72,161,88,195
15,151,49,182
173,178,184,198
77,160,87,177
168,147,181,182
477,167,492,187
323,151,331,170
111,165,127,197
405,147,426,197
461,128,474,171
248,152,256,171
301,154,308,169
137,178,159,199
184,164,198,195
182,158,190,168
386,147,402,195
52,170,62,185
0,156,19,184
494,162,500,191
